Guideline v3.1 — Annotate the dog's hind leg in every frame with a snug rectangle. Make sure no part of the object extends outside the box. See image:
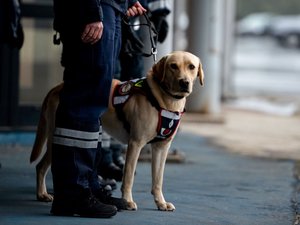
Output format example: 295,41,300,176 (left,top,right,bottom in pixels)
36,138,53,202
151,141,175,211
